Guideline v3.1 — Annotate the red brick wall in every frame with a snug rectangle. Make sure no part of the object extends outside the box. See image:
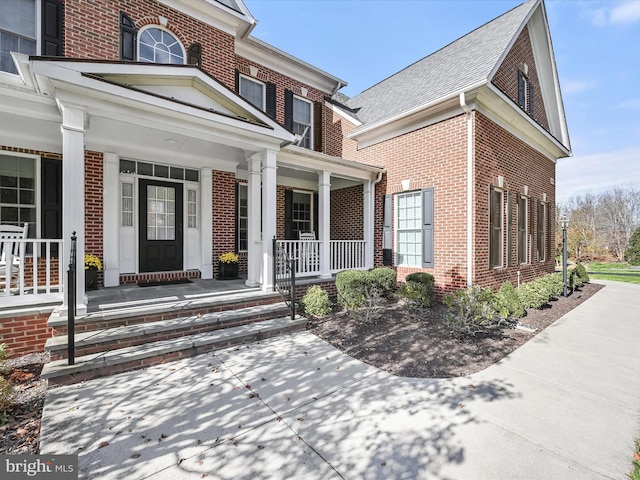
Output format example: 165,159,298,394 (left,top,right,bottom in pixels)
0,313,51,357
212,170,236,276
330,185,363,240
492,25,550,131
474,112,555,290
62,0,236,88
85,151,104,286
